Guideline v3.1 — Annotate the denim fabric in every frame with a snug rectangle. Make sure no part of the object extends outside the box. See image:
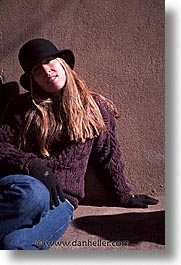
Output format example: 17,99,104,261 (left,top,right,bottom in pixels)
0,174,74,250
